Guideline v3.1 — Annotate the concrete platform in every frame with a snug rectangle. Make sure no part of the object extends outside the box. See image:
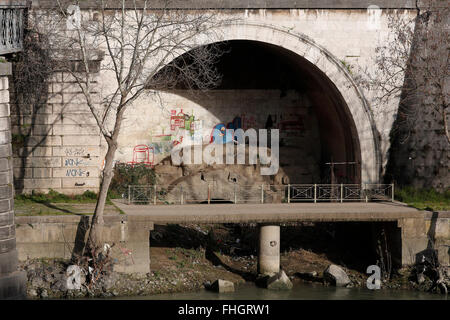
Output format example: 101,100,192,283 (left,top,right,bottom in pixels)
112,201,424,224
